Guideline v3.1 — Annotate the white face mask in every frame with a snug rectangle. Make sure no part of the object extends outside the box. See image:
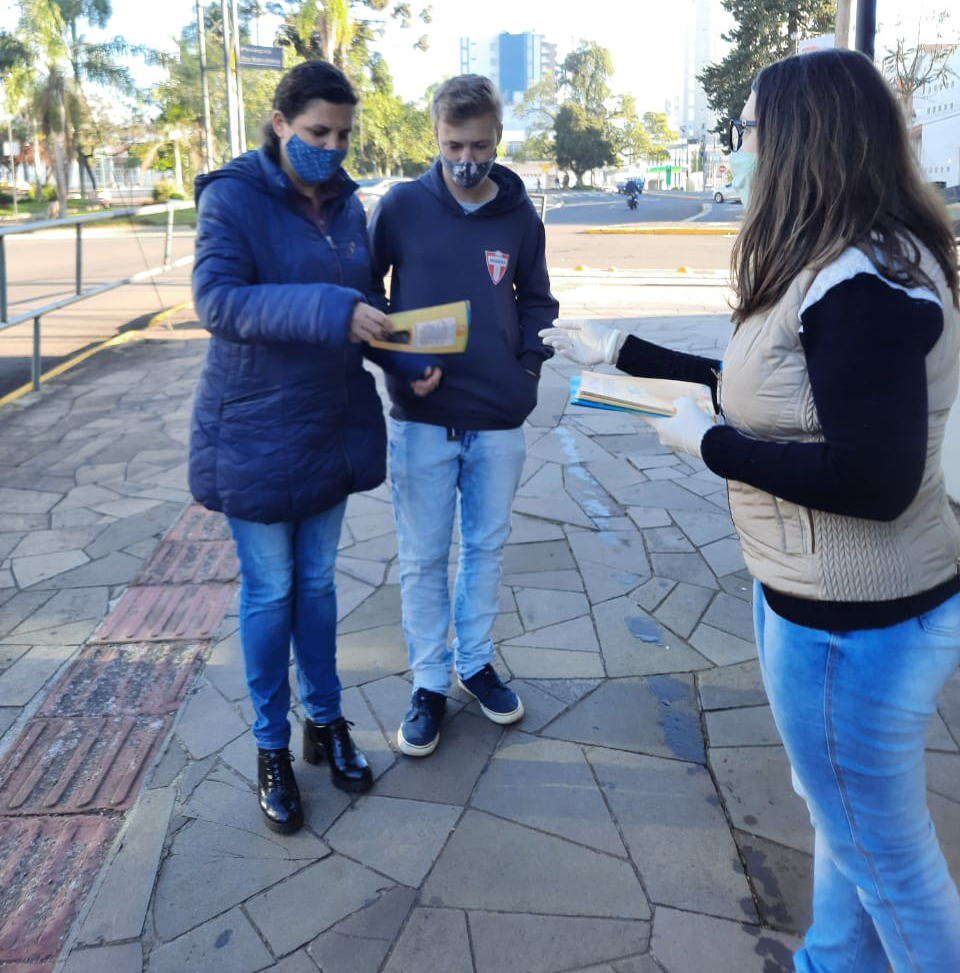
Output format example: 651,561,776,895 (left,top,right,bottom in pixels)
728,150,757,208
